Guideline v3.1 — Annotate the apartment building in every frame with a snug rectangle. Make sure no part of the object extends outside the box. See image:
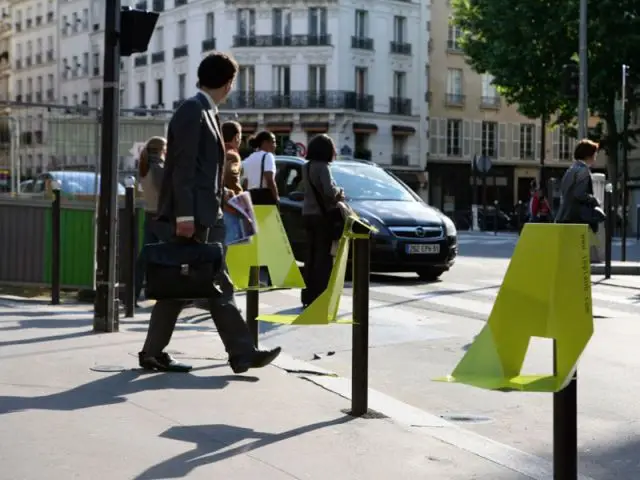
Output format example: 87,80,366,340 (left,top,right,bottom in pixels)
0,2,10,175
124,0,429,186
426,0,604,215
